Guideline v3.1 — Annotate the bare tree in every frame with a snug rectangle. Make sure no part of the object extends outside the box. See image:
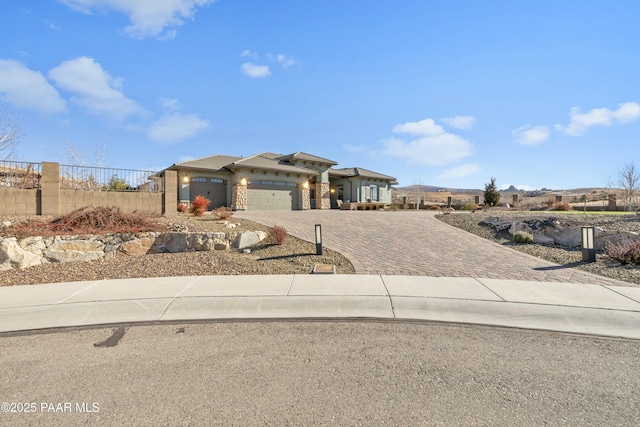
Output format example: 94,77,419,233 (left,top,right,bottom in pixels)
618,162,640,211
0,104,24,161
